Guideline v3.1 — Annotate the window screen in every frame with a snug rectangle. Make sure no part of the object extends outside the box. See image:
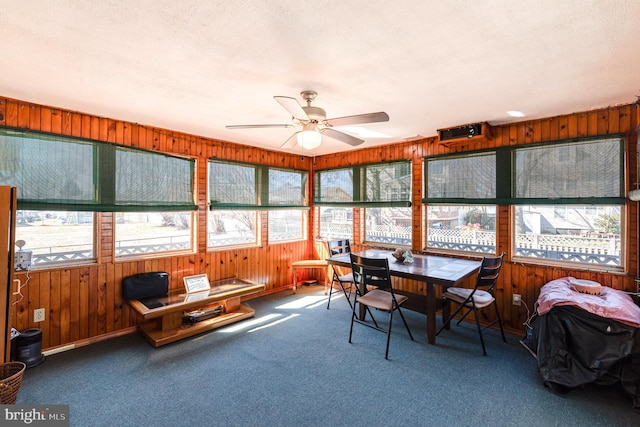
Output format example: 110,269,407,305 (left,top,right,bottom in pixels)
269,168,307,207
514,137,623,201
363,161,411,203
208,161,258,207
314,160,411,207
208,160,308,210
425,152,496,201
115,147,194,208
313,168,354,204
0,128,196,211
